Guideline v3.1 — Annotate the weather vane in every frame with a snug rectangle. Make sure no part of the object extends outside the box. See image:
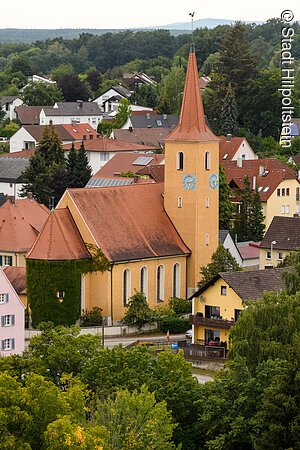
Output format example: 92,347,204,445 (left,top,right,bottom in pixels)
189,12,195,47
